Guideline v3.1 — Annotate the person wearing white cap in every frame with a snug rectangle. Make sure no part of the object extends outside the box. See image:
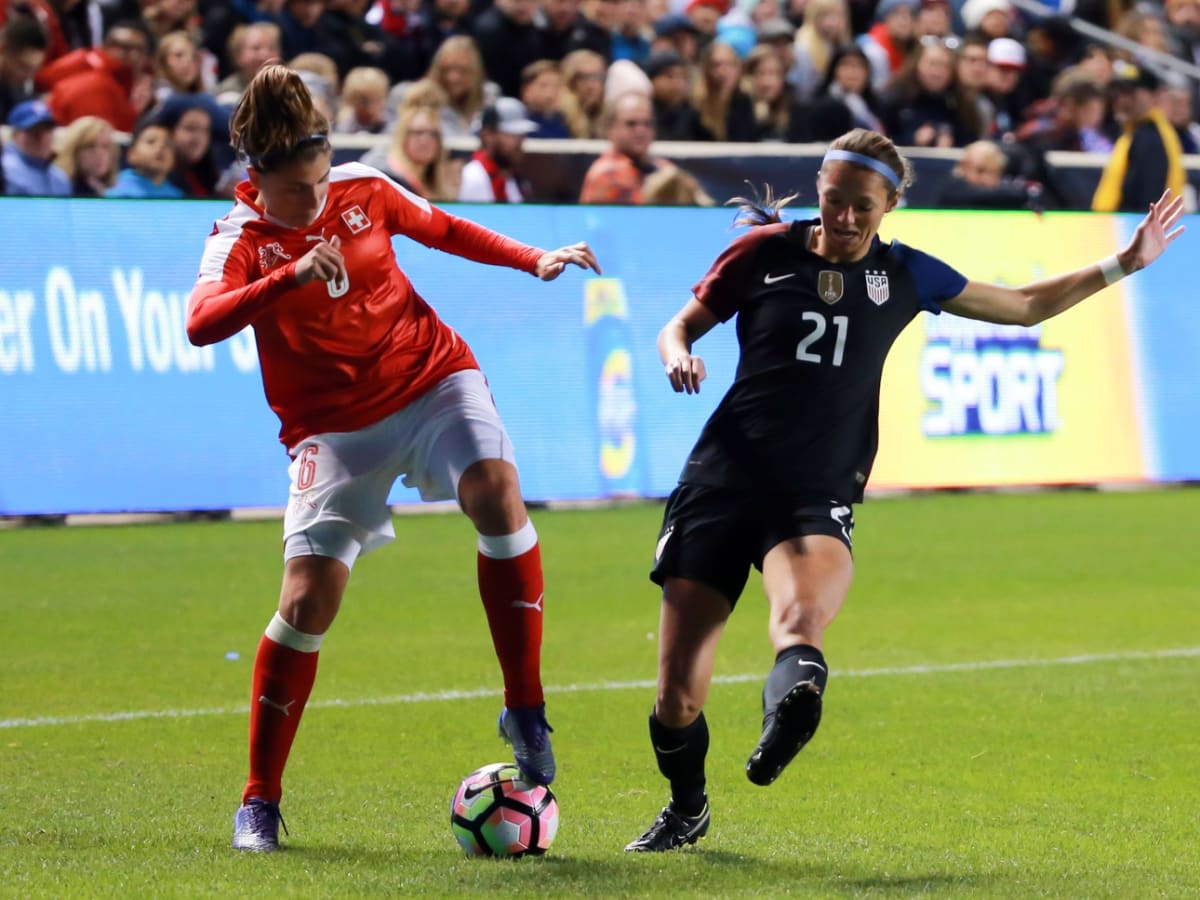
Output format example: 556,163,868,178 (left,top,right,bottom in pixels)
458,96,539,202
983,36,1028,139
960,0,1012,39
